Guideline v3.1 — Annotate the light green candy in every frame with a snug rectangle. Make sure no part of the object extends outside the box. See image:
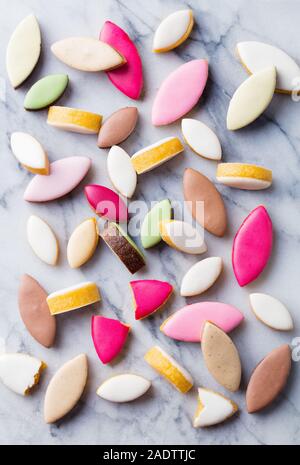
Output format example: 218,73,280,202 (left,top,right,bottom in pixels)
24,74,69,110
141,199,172,248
